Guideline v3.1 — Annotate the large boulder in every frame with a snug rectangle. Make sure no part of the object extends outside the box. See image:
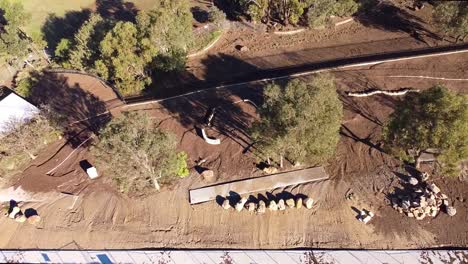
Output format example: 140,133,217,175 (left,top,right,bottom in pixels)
304,198,314,209
247,202,256,212
295,198,303,209
235,198,248,212
278,199,286,211
257,201,266,214
447,206,457,216
268,200,278,211
201,170,216,183
286,198,295,208
222,199,231,210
